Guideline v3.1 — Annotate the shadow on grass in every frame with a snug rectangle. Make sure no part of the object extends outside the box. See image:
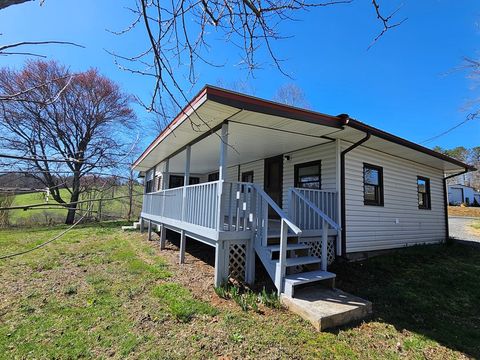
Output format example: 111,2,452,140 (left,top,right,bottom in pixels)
331,243,480,358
